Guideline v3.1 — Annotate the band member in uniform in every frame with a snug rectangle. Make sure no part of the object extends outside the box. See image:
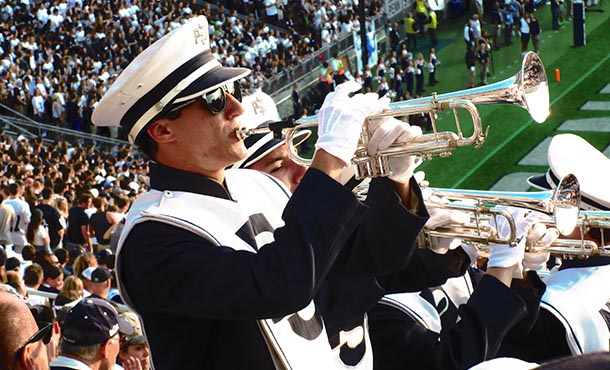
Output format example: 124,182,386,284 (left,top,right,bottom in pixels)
235,91,475,369
92,16,435,370
497,133,610,363
369,202,559,370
